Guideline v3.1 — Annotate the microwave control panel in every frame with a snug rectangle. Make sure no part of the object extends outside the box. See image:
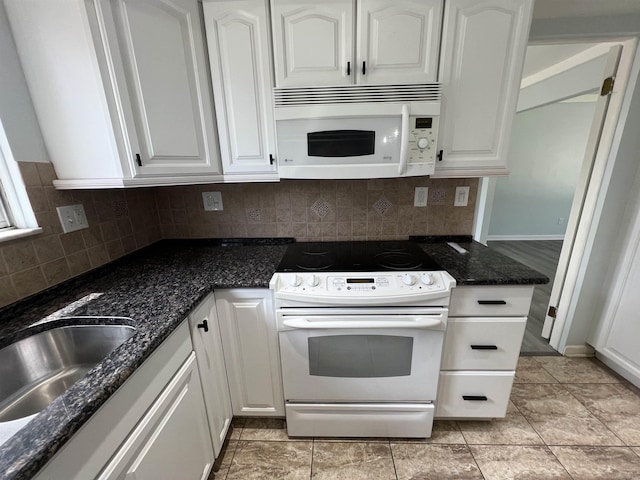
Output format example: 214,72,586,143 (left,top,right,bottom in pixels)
407,116,439,167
